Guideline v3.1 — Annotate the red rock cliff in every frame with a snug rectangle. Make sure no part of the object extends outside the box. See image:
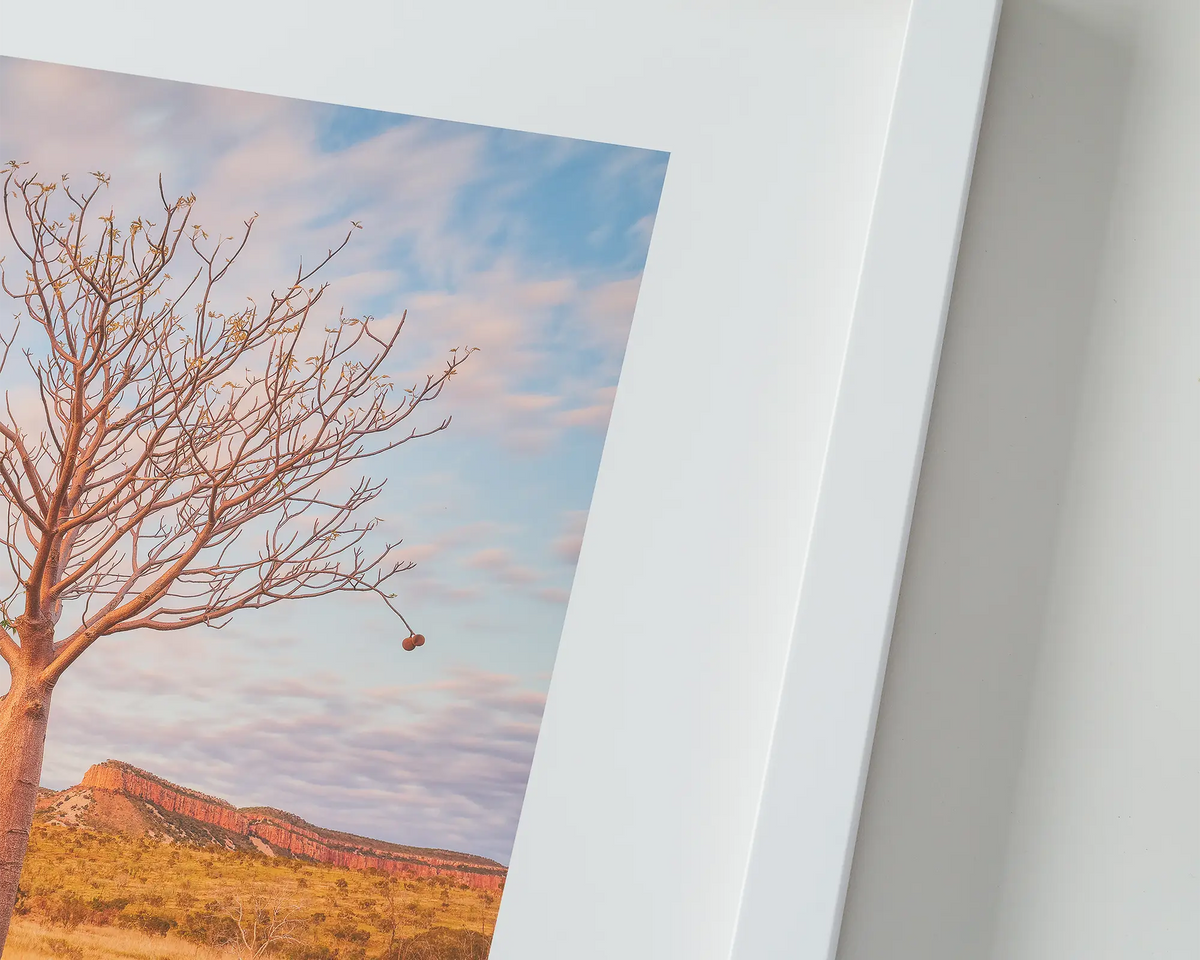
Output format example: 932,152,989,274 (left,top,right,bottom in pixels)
82,762,249,833
79,761,505,890
247,815,505,890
